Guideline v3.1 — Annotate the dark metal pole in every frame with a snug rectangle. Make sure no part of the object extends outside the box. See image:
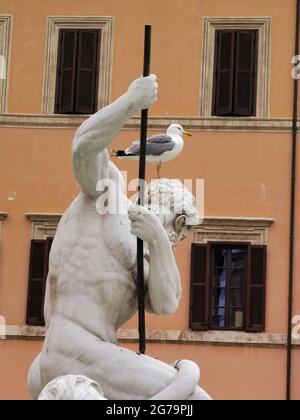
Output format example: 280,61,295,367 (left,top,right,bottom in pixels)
137,25,152,354
287,0,300,401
